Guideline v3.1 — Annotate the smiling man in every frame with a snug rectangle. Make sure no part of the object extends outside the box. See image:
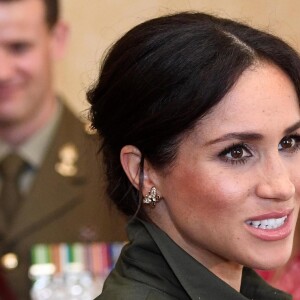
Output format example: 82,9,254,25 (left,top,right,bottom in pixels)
0,0,126,298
